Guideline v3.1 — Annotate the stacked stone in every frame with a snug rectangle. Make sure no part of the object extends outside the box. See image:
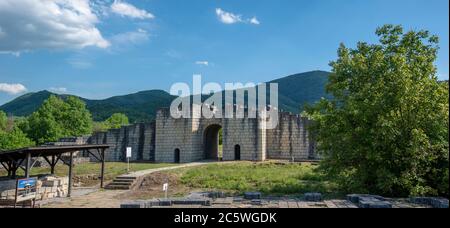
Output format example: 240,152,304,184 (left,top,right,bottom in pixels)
347,194,392,208
244,192,262,200
38,176,69,200
410,197,449,208
121,198,211,208
0,176,69,201
304,193,323,202
0,179,17,200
